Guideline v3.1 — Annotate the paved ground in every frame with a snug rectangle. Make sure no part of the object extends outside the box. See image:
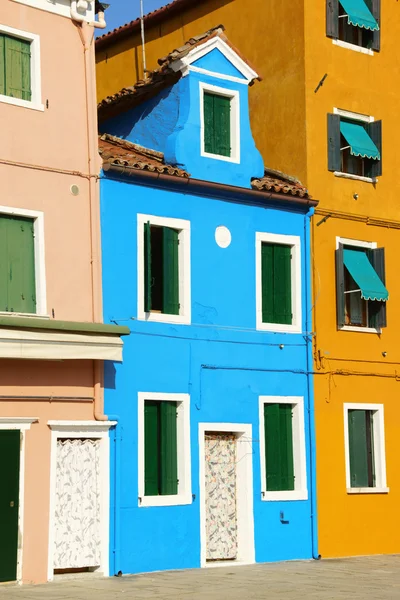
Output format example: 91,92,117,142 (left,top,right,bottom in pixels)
1,556,400,599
